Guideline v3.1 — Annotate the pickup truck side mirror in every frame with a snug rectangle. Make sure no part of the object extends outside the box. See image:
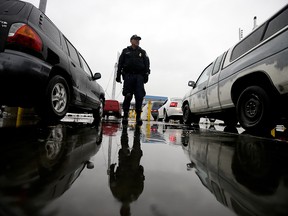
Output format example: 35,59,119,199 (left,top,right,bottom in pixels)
93,72,101,80
188,81,195,88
